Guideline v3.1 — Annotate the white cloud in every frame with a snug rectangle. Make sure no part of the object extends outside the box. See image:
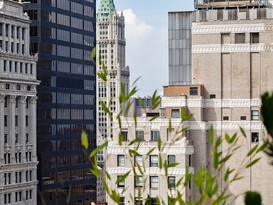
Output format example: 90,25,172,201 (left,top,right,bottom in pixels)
119,9,168,96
